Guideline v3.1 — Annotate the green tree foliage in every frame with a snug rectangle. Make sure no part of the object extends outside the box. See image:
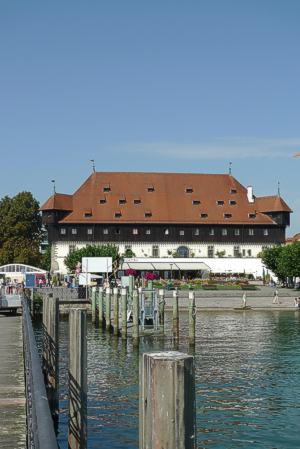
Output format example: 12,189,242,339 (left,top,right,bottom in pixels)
261,242,300,281
64,244,120,272
0,192,43,266
41,244,52,272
